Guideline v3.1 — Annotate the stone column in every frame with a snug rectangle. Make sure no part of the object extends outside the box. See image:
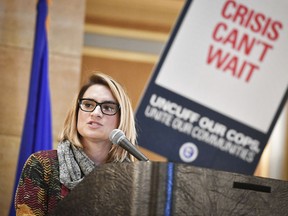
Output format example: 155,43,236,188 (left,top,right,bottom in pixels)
0,1,85,215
